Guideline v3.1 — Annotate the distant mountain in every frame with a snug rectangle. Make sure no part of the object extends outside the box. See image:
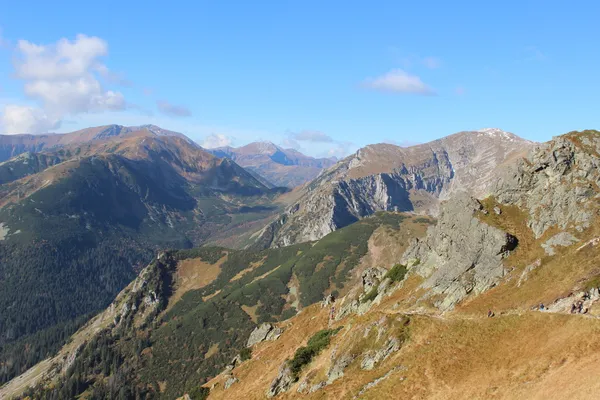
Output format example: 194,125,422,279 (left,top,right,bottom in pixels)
208,142,337,188
0,124,194,163
256,128,535,248
0,130,285,385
